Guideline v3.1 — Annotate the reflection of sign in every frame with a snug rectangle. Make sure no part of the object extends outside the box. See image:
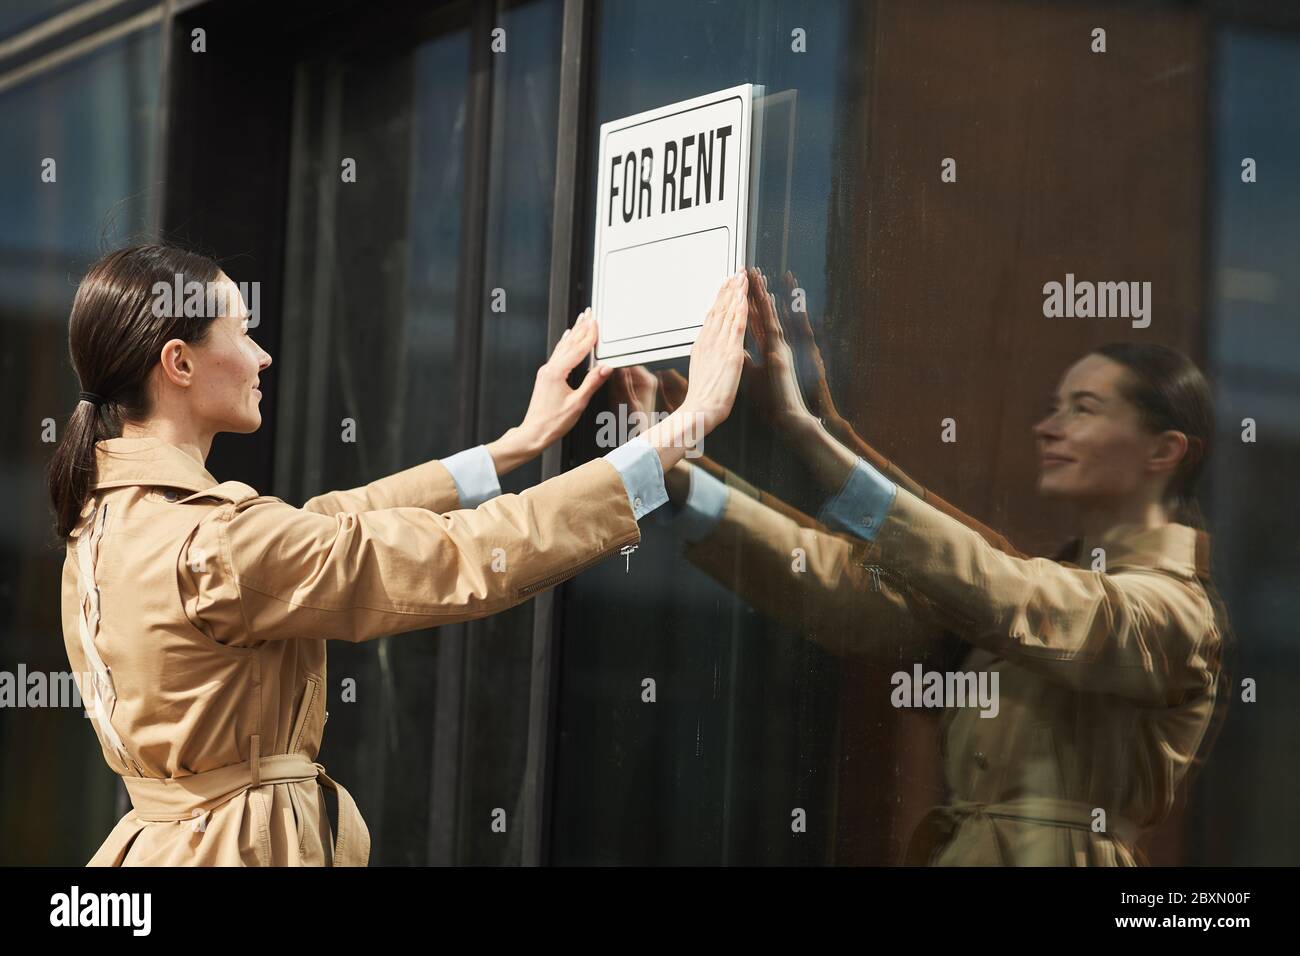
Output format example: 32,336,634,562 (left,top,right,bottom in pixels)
592,84,756,367
749,90,797,279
